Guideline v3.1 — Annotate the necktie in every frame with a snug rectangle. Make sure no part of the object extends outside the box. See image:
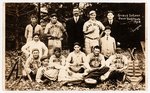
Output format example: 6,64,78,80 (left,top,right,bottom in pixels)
31,24,37,35
75,17,78,23
109,20,112,24
107,36,108,40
